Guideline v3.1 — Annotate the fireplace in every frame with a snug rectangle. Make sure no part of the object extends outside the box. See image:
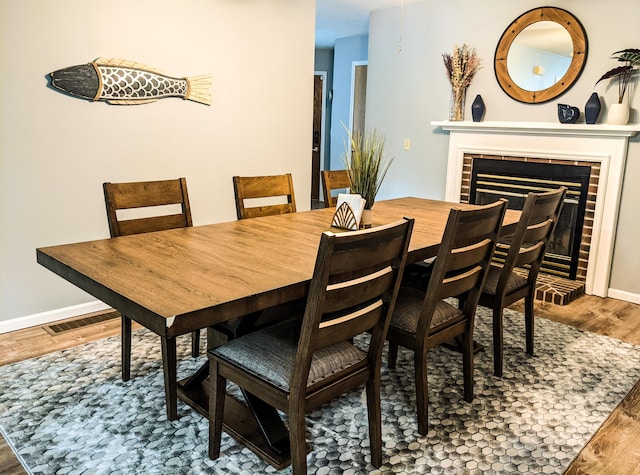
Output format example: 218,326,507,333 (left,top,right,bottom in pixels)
433,120,640,299
464,155,594,281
